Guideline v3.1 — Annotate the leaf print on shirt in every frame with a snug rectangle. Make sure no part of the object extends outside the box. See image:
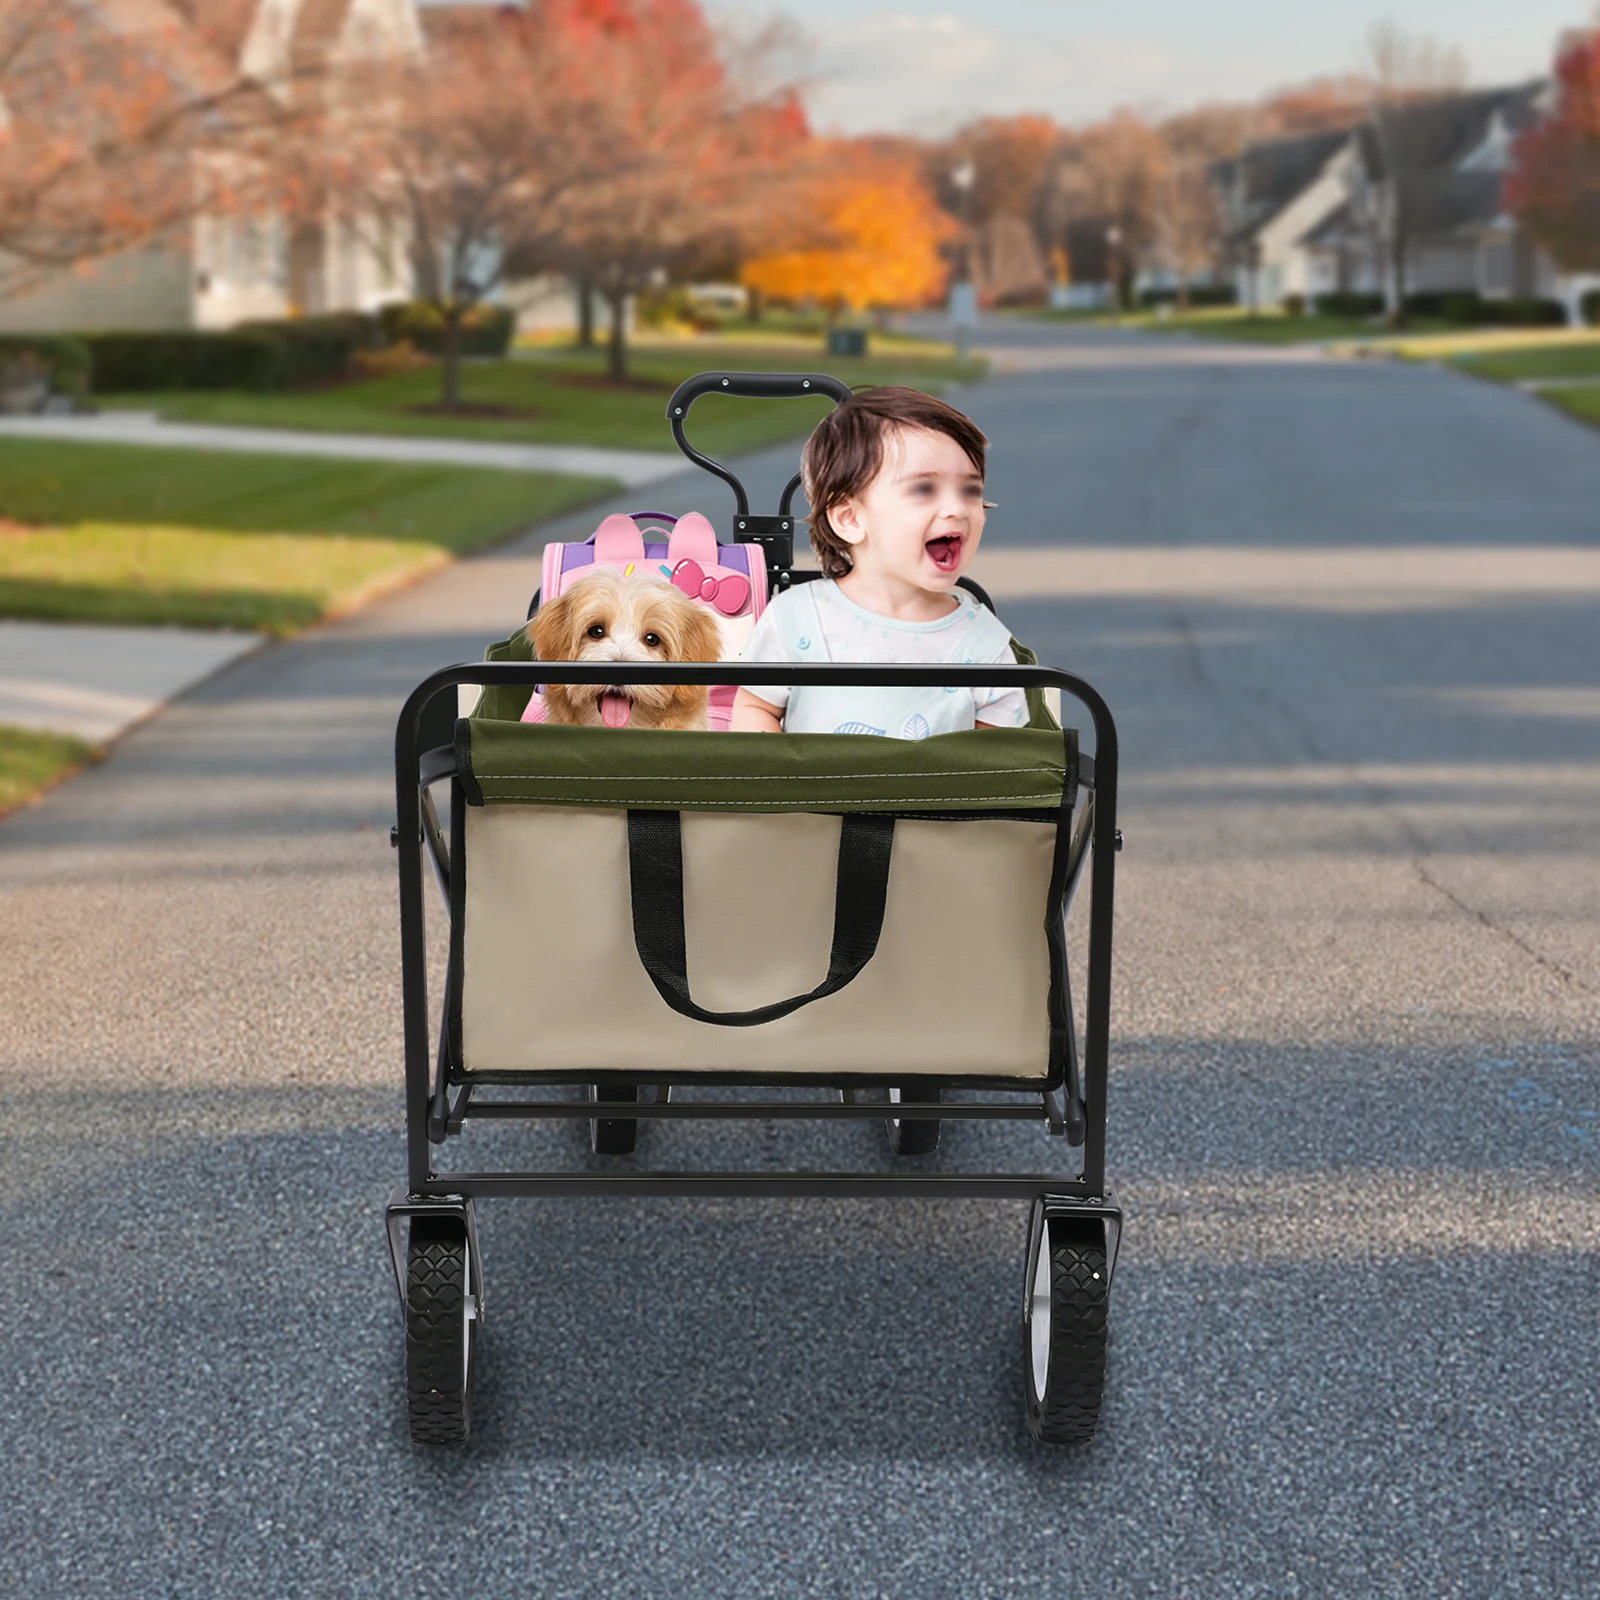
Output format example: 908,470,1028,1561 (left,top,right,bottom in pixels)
833,721,887,737
900,714,931,740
